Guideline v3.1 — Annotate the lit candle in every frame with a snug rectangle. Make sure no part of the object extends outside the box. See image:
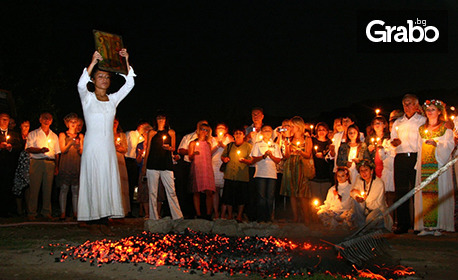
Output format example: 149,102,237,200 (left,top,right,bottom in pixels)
310,125,314,130
219,132,223,137
376,137,380,145
237,150,241,157
375,108,380,115
162,135,167,145
314,145,318,151
47,139,51,148
395,126,399,131
451,115,455,120
139,136,144,142
267,141,272,152
116,137,121,144
313,199,319,207
331,138,335,144
296,141,300,146
6,135,10,143
259,135,263,141
360,191,365,197
371,137,375,144
196,142,199,147
424,129,429,139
